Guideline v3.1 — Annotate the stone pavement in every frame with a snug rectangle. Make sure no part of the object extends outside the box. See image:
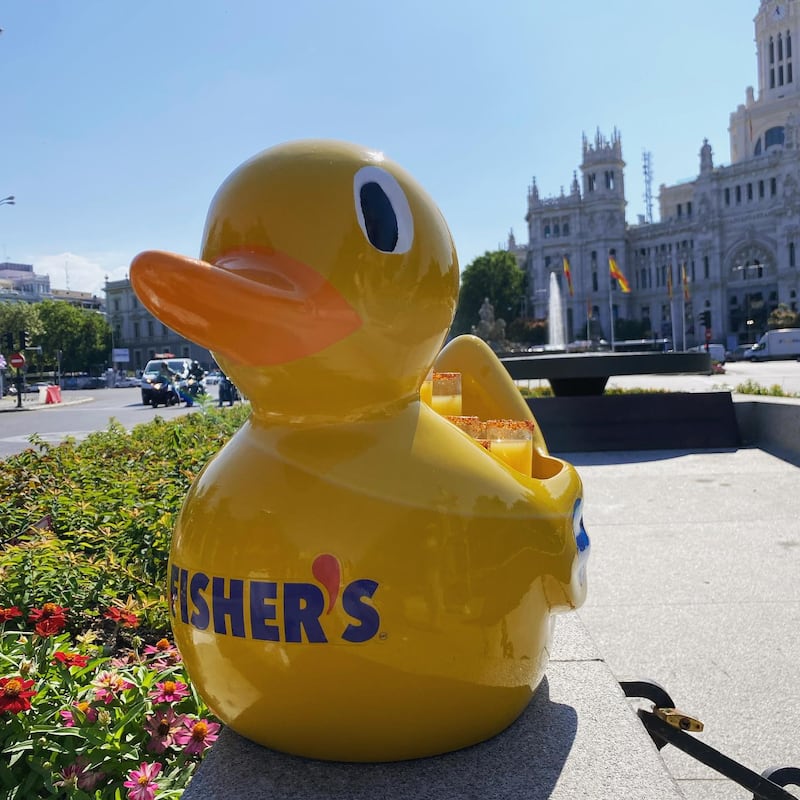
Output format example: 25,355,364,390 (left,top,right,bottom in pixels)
184,611,684,800
572,446,800,799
